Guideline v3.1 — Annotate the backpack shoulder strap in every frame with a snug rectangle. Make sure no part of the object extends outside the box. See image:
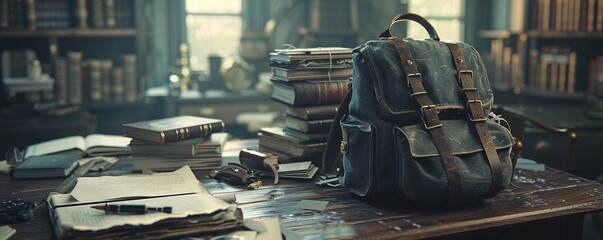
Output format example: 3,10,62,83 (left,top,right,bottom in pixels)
444,42,503,197
322,84,352,174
